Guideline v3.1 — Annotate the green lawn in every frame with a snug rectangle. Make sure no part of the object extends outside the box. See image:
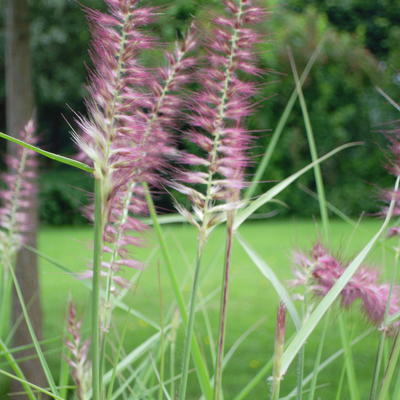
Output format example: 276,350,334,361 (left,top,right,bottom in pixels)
31,219,396,398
